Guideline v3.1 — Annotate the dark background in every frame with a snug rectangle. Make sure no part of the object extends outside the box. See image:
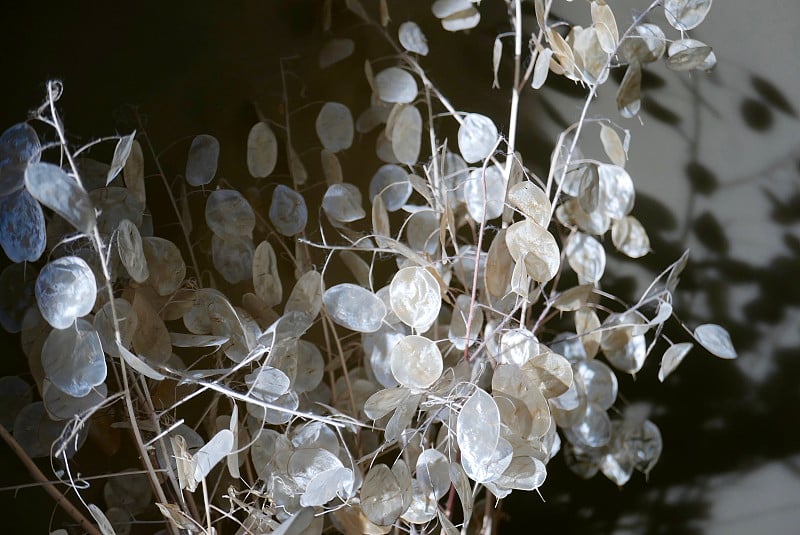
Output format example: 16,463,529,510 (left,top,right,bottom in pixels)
1,1,798,533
